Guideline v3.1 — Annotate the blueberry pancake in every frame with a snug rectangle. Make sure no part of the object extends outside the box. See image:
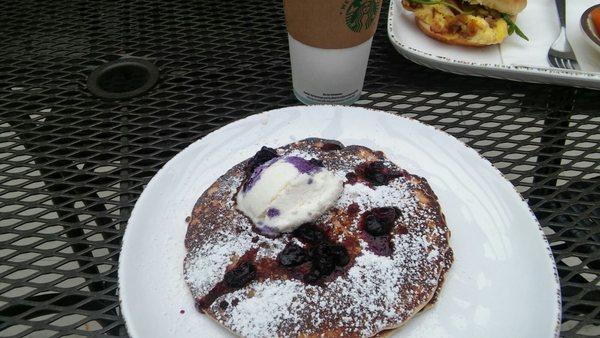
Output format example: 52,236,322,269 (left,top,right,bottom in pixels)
183,138,453,337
